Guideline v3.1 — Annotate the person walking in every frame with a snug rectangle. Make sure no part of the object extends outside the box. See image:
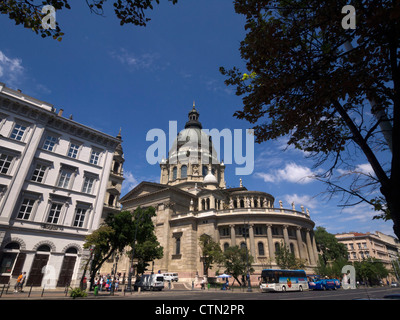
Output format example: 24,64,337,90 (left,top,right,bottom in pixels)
19,272,26,292
14,273,23,293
